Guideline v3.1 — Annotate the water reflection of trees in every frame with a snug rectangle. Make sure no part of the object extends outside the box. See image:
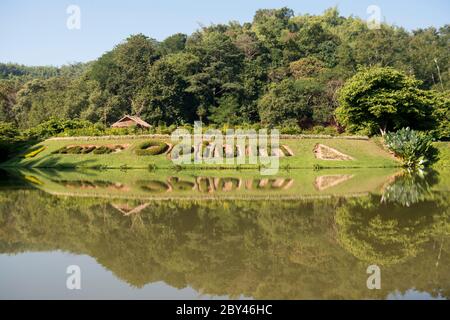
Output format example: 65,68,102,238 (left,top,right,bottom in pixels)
337,170,449,267
381,170,439,206
0,186,449,299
